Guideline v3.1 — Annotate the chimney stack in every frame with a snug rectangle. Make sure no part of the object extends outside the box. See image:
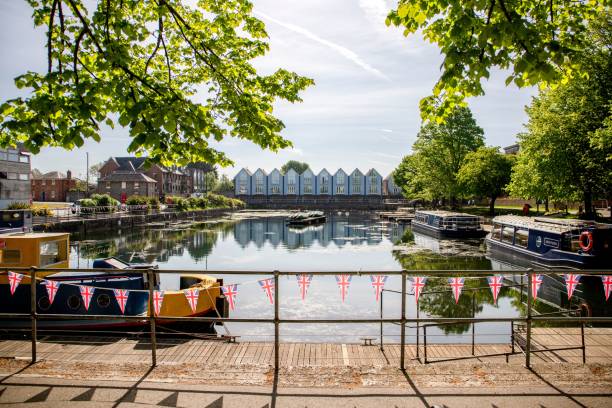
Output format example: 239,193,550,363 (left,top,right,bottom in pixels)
67,170,72,179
